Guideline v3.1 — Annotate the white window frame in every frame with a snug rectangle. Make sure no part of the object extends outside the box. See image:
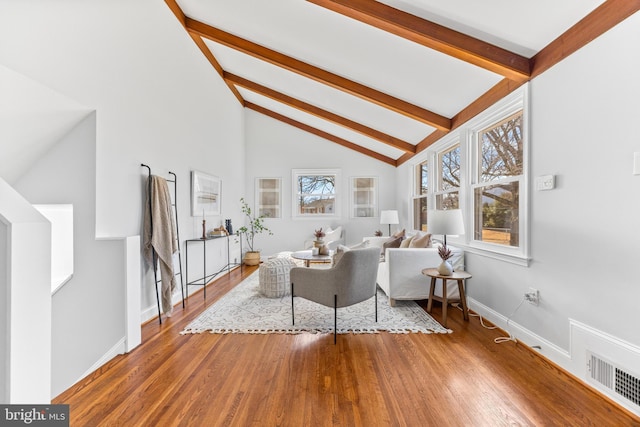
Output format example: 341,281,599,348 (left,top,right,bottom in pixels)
291,169,341,219
466,92,528,263
411,160,429,231
434,142,461,210
409,85,529,266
